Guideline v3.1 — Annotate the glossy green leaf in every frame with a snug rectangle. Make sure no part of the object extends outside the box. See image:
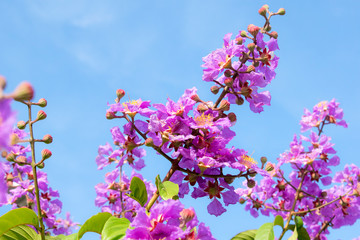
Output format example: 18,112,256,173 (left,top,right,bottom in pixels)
231,229,257,240
273,215,284,229
77,212,112,239
288,225,298,240
0,208,39,237
0,225,40,240
294,216,303,230
101,216,130,240
128,176,148,206
254,223,274,240
297,227,310,240
158,181,179,200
